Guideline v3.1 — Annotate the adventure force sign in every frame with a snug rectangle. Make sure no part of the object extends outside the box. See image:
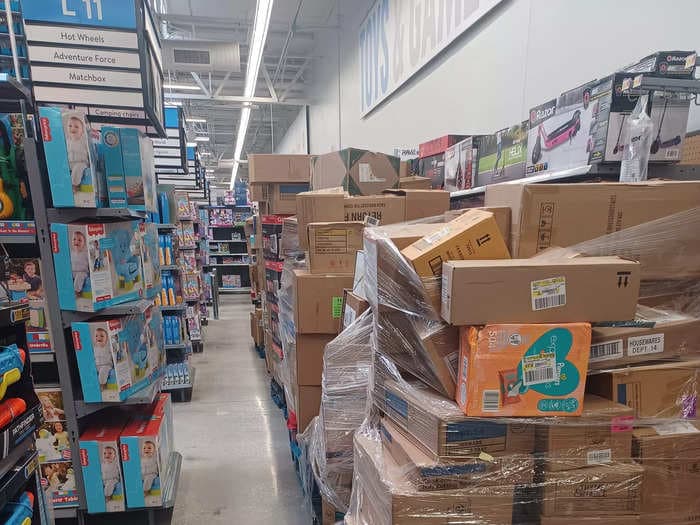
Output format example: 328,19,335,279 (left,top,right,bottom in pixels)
359,0,502,116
